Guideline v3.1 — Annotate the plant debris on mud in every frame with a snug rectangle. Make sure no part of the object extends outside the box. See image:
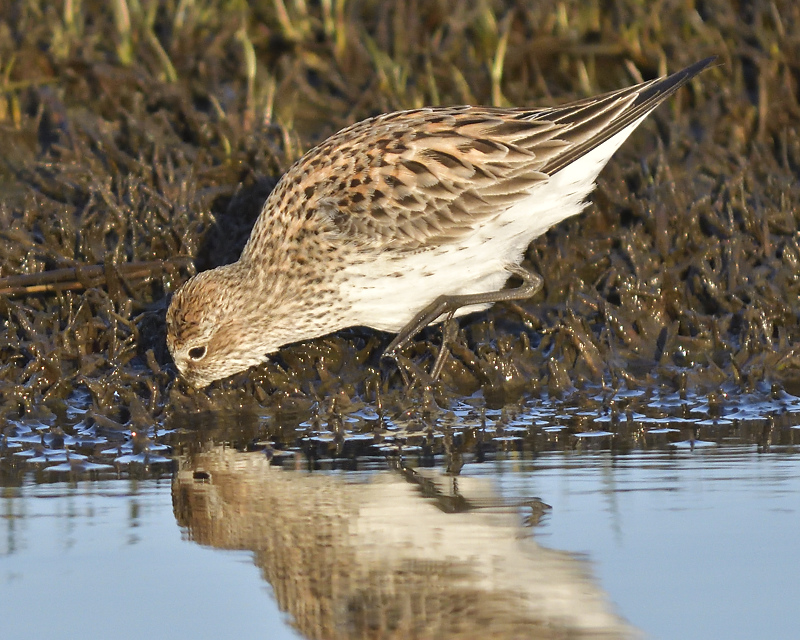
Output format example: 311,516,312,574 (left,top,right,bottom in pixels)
1,1,800,474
